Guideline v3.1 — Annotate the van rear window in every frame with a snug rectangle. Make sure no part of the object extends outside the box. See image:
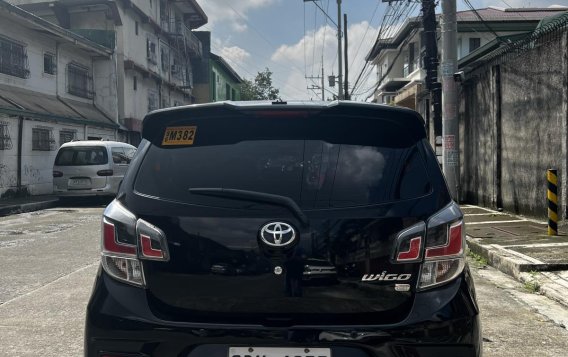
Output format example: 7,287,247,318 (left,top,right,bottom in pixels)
55,146,108,166
134,115,431,208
